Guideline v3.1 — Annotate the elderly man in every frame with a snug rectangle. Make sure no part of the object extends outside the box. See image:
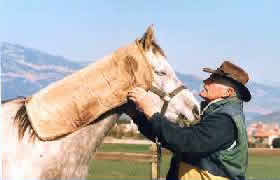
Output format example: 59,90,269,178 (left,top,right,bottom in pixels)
126,61,251,180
